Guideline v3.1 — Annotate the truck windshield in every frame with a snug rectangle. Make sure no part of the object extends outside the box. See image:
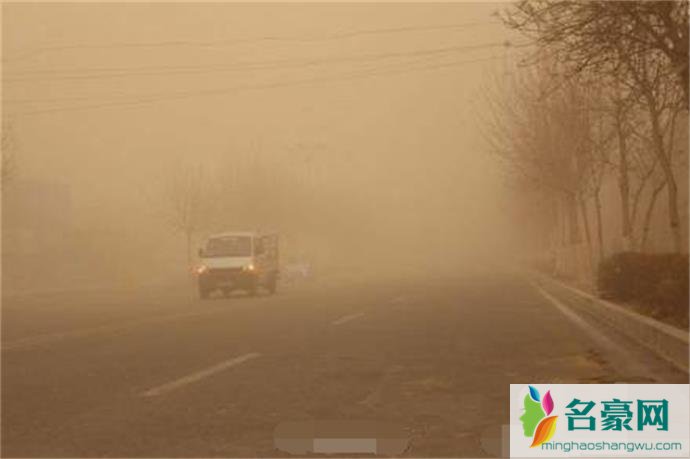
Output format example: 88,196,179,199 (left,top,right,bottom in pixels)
204,236,252,257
